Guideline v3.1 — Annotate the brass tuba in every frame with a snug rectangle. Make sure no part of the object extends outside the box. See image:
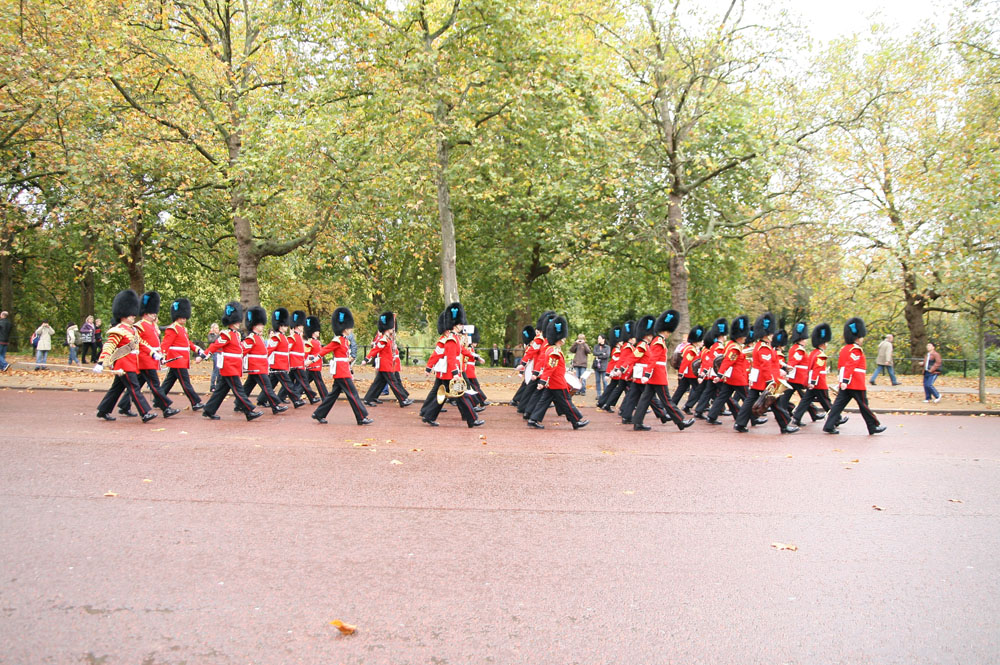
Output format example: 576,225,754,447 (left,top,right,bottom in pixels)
751,377,793,418
436,376,468,404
